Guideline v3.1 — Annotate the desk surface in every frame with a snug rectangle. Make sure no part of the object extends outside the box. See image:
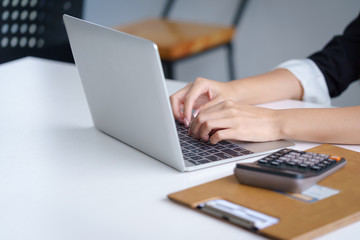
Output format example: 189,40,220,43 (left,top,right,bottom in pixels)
1,57,359,240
